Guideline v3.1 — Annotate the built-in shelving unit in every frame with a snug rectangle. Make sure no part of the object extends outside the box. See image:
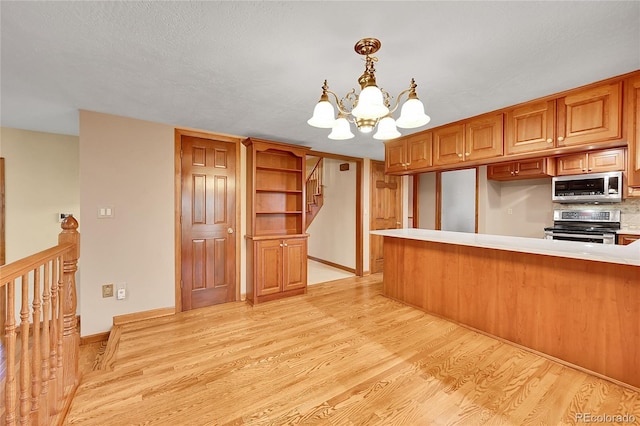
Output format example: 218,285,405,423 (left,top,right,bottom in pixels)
243,138,310,304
